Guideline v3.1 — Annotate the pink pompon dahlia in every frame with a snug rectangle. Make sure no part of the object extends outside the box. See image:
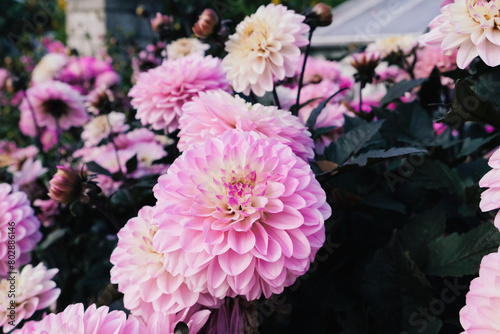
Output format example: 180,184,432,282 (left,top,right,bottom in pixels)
129,55,229,133
222,4,310,97
419,0,500,69
130,306,211,334
110,206,216,319
178,90,315,161
0,183,42,277
479,148,500,229
153,130,330,300
460,247,500,333
19,81,87,137
0,263,60,332
13,303,137,334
